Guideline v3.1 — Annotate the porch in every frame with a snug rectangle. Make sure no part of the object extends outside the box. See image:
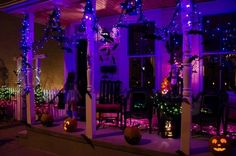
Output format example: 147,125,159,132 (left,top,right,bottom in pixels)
19,120,212,156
